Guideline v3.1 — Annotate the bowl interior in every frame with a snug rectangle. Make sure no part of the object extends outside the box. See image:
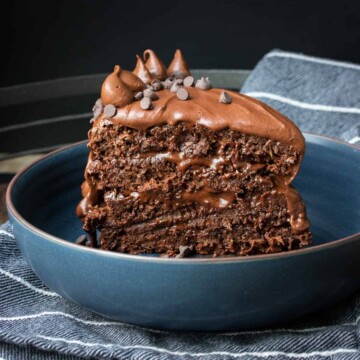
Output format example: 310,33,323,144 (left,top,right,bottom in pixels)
10,134,360,248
